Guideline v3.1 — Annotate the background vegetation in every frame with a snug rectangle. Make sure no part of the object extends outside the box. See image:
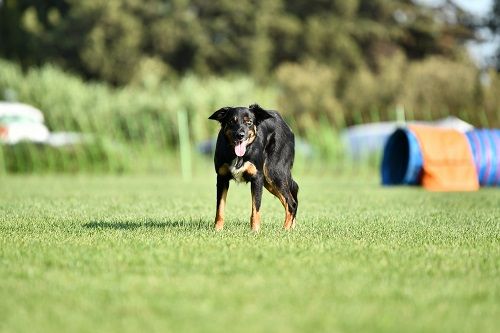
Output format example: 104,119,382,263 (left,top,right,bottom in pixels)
1,0,499,173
